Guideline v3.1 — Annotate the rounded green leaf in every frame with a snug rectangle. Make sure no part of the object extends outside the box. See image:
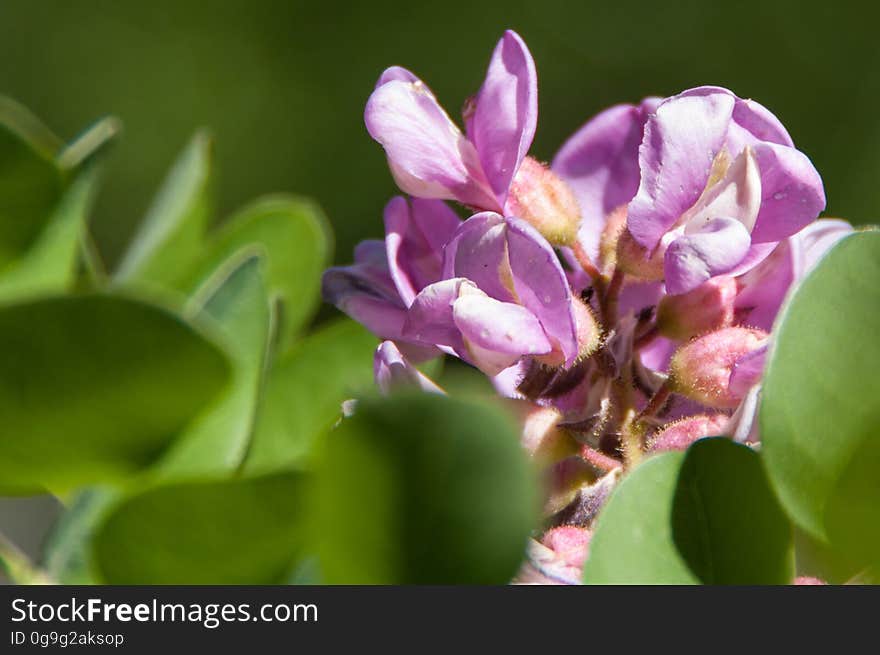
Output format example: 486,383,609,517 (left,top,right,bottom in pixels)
243,319,376,474
761,230,880,567
94,473,307,584
312,392,538,584
0,294,230,493
583,451,697,585
156,253,273,479
176,195,331,347
584,439,793,584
